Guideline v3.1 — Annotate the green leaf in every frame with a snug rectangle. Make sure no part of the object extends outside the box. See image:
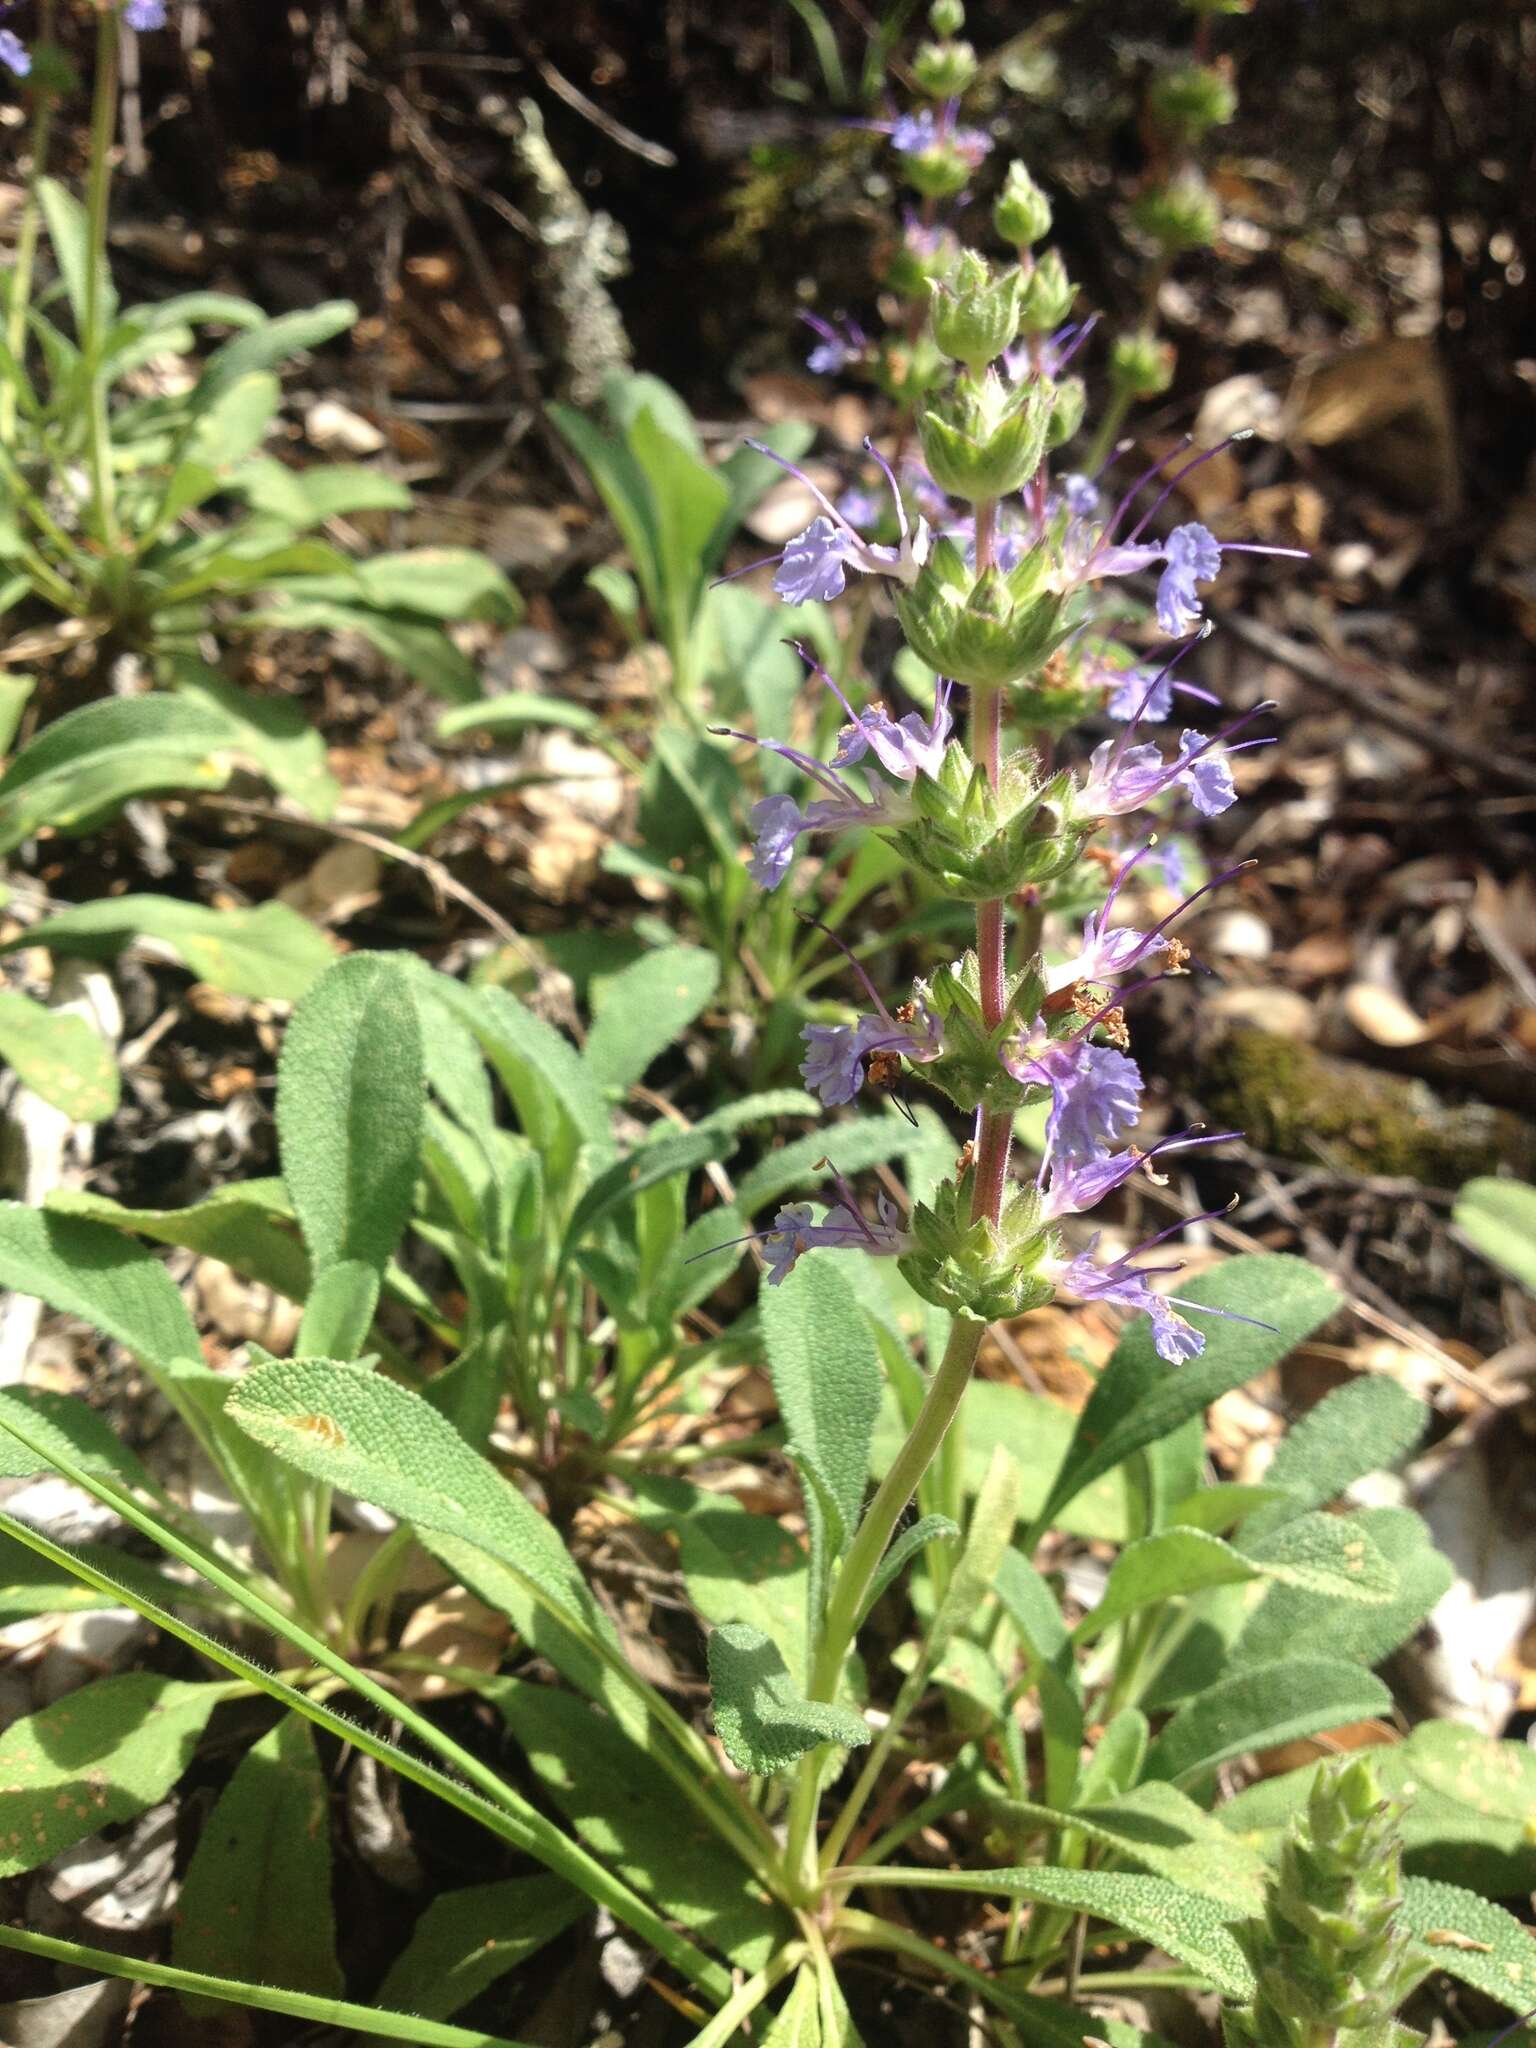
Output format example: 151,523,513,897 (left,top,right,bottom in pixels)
1144,1658,1392,1787
0,1203,202,1378
47,1182,309,1302
172,1713,342,2002
630,1476,809,1687
1168,1484,1289,1534
548,403,661,622
930,1446,1022,1654
994,1548,1084,1807
191,302,357,409
345,546,521,623
1400,1878,1536,2009
761,1255,881,1560
1455,1177,1536,1292
377,1875,583,2023
0,1386,151,1489
225,1357,613,1650
491,1680,791,1971
439,981,608,1160
169,656,338,817
1077,1707,1149,1805
1219,1721,1536,1898
1031,1256,1340,1537
9,896,338,1003
990,1780,1268,1914
583,943,719,1093
560,1125,731,1264
708,1622,869,1775
0,1922,534,2048
230,456,413,526
436,692,601,742
1232,1507,1453,1671
277,953,424,1293
860,1515,960,1626
1072,1529,1263,1643
761,1968,821,2048
1240,1508,1398,1602
0,1674,225,1877
36,177,116,336
1246,1377,1428,1535
849,1865,1253,1999
181,370,282,469
0,696,236,853
0,989,118,1121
